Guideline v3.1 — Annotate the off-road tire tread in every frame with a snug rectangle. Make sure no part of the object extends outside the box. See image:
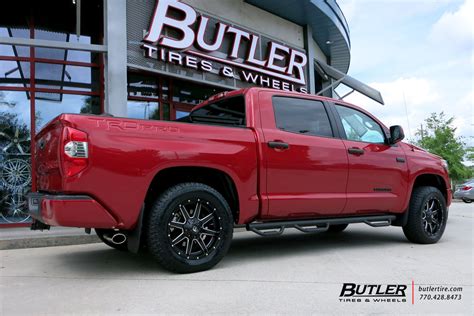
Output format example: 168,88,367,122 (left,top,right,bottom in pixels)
402,186,447,244
146,182,233,273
